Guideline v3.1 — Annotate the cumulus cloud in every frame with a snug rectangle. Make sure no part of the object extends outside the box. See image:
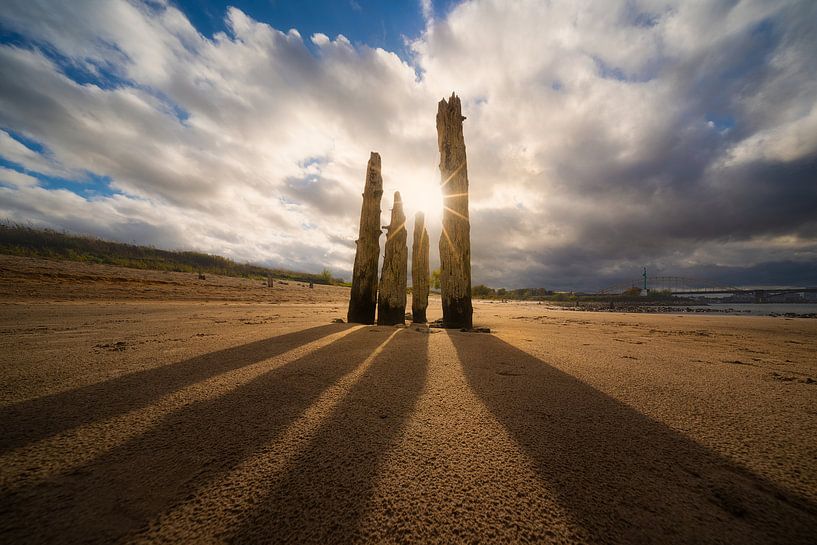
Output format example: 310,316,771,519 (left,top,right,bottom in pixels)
0,0,815,288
